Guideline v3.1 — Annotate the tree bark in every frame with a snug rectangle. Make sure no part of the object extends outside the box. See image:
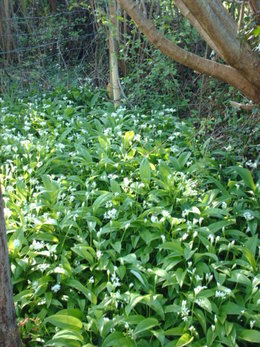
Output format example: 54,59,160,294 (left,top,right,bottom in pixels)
174,0,223,57
248,0,260,22
180,0,260,89
0,184,22,347
109,0,121,107
48,0,57,13
3,0,12,63
116,0,260,103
